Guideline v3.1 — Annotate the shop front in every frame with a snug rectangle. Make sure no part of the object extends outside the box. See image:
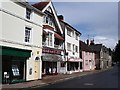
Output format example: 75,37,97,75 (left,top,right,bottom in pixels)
67,58,83,74
42,54,62,75
42,48,63,76
1,46,31,84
